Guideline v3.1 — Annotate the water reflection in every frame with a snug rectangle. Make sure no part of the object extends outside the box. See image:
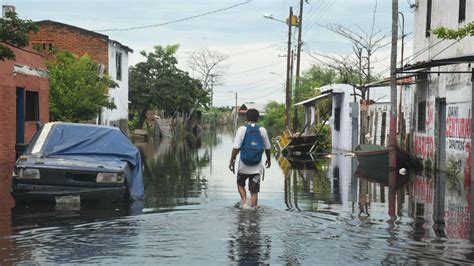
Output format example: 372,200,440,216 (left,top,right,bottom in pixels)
228,208,271,264
3,129,474,263
136,132,221,209
277,149,474,263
